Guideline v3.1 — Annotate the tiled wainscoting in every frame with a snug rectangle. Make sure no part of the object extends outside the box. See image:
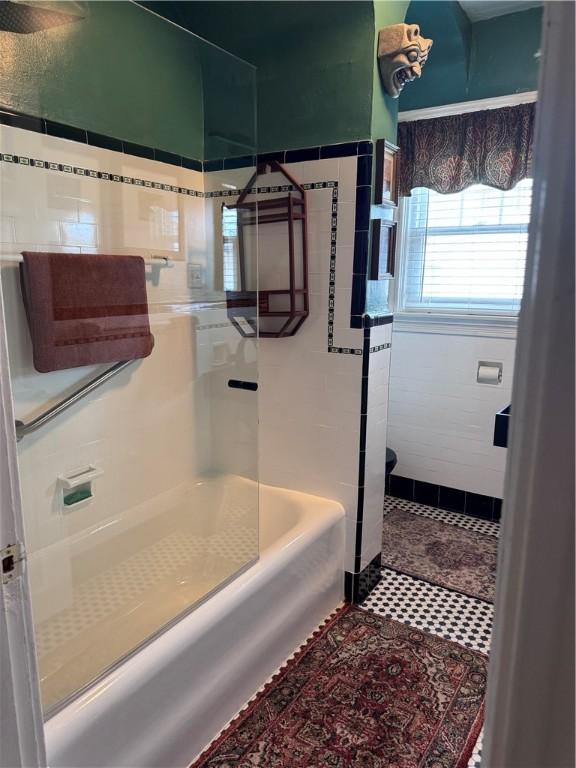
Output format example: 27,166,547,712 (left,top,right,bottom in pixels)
388,327,515,499
206,140,393,596
0,122,259,631
0,109,393,604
